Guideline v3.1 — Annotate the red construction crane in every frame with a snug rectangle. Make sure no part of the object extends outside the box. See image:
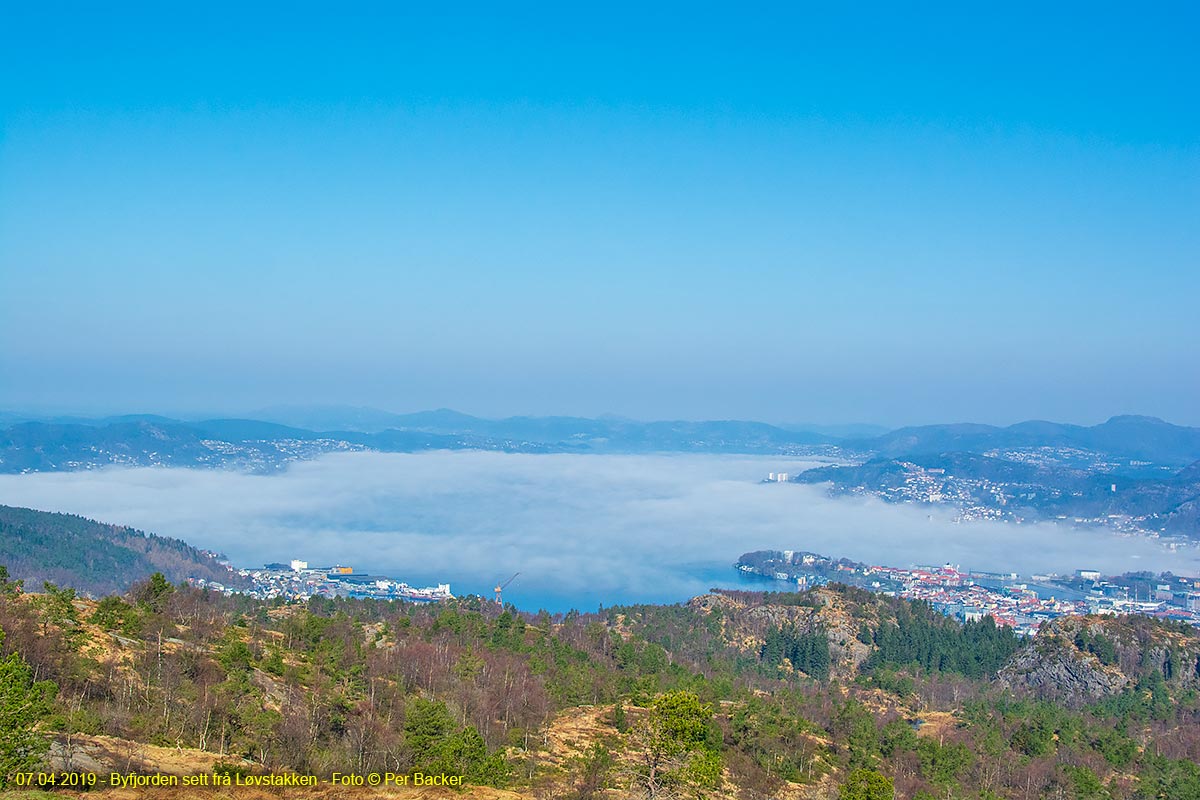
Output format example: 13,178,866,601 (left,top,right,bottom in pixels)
494,572,519,606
